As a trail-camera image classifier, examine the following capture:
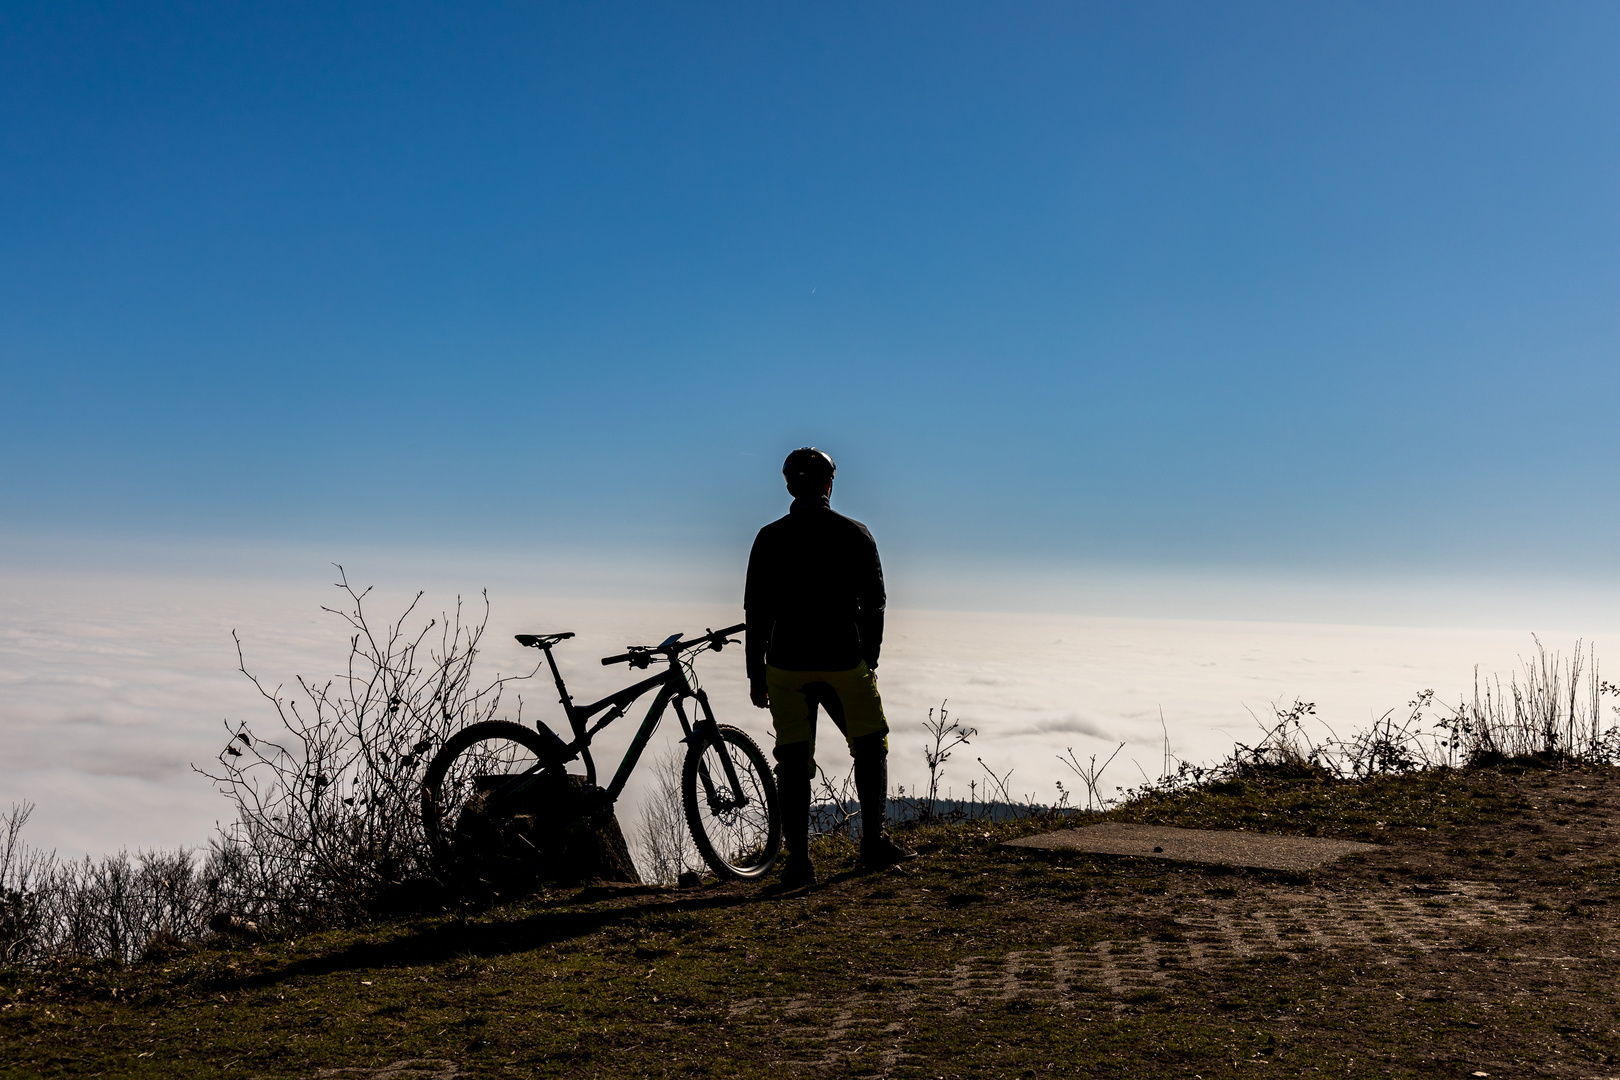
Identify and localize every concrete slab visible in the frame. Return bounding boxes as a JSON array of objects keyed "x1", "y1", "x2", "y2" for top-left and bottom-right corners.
[{"x1": 1003, "y1": 821, "x2": 1380, "y2": 871}]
